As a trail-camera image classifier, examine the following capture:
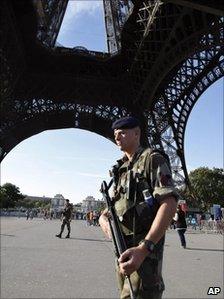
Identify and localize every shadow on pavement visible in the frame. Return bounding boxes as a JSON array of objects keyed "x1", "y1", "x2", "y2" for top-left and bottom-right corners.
[
  {"x1": 67, "y1": 237, "x2": 112, "y2": 243},
  {"x1": 0, "y1": 234, "x2": 15, "y2": 237},
  {"x1": 186, "y1": 247, "x2": 223, "y2": 252}
]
